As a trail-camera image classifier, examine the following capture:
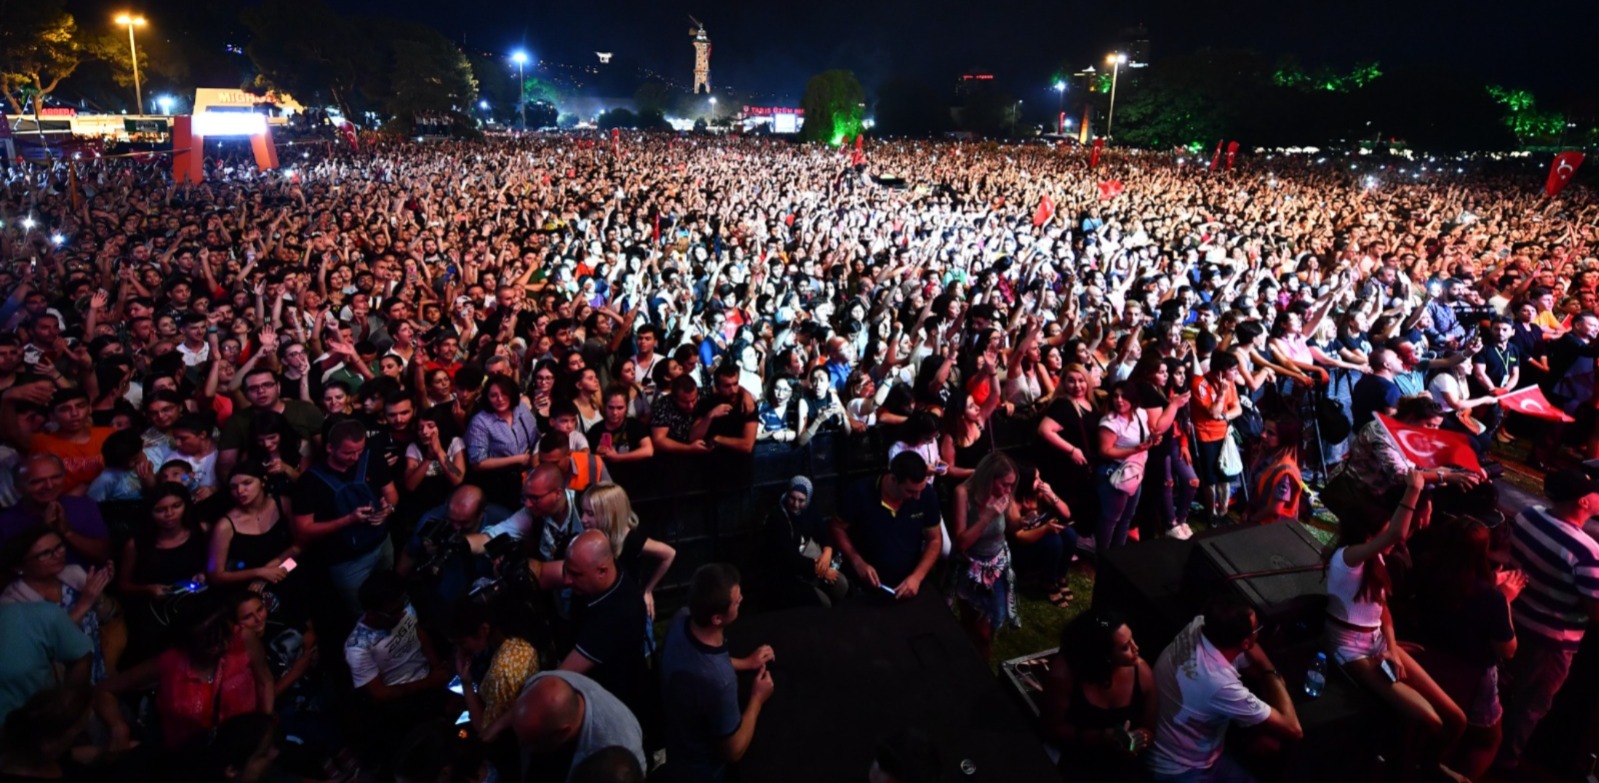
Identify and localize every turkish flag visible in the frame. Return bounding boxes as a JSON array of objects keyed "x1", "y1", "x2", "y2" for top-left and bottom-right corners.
[
  {"x1": 1032, "y1": 195, "x2": 1055, "y2": 227},
  {"x1": 855, "y1": 134, "x2": 864, "y2": 152},
  {"x1": 338, "y1": 121, "x2": 357, "y2": 147},
  {"x1": 612, "y1": 128, "x2": 620, "y2": 155},
  {"x1": 1225, "y1": 141, "x2": 1240, "y2": 171},
  {"x1": 1498, "y1": 386, "x2": 1576, "y2": 423},
  {"x1": 1545, "y1": 151, "x2": 1584, "y2": 197},
  {"x1": 652, "y1": 213, "x2": 661, "y2": 244},
  {"x1": 1089, "y1": 138, "x2": 1104, "y2": 169},
  {"x1": 1097, "y1": 180, "x2": 1124, "y2": 201},
  {"x1": 1377, "y1": 414, "x2": 1481, "y2": 472},
  {"x1": 1209, "y1": 140, "x2": 1223, "y2": 171}
]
